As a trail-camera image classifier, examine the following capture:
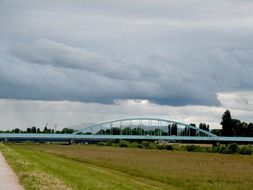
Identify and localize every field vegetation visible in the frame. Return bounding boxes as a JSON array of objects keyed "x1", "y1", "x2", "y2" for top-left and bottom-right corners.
[
  {"x1": 98, "y1": 140, "x2": 253, "y2": 155},
  {"x1": 1, "y1": 143, "x2": 253, "y2": 190}
]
